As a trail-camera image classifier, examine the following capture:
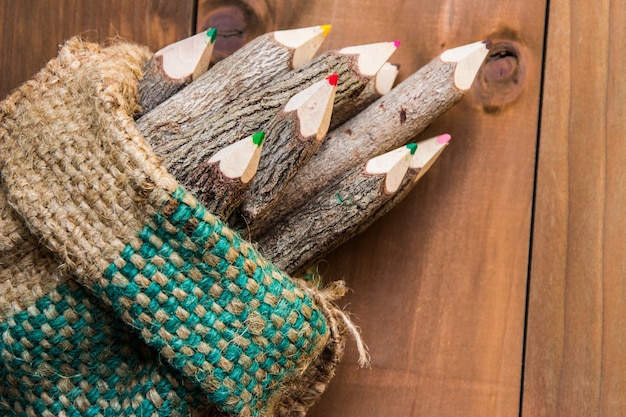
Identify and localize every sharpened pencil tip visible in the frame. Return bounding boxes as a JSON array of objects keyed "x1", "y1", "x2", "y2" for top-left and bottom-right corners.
[
  {"x1": 406, "y1": 143, "x2": 418, "y2": 155},
  {"x1": 339, "y1": 41, "x2": 400, "y2": 76},
  {"x1": 483, "y1": 39, "x2": 493, "y2": 50},
  {"x1": 252, "y1": 131, "x2": 265, "y2": 146},
  {"x1": 207, "y1": 28, "x2": 217, "y2": 43},
  {"x1": 326, "y1": 73, "x2": 339, "y2": 86},
  {"x1": 437, "y1": 134, "x2": 452, "y2": 144},
  {"x1": 321, "y1": 24, "x2": 332, "y2": 37},
  {"x1": 440, "y1": 41, "x2": 490, "y2": 90},
  {"x1": 394, "y1": 40, "x2": 401, "y2": 48}
]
